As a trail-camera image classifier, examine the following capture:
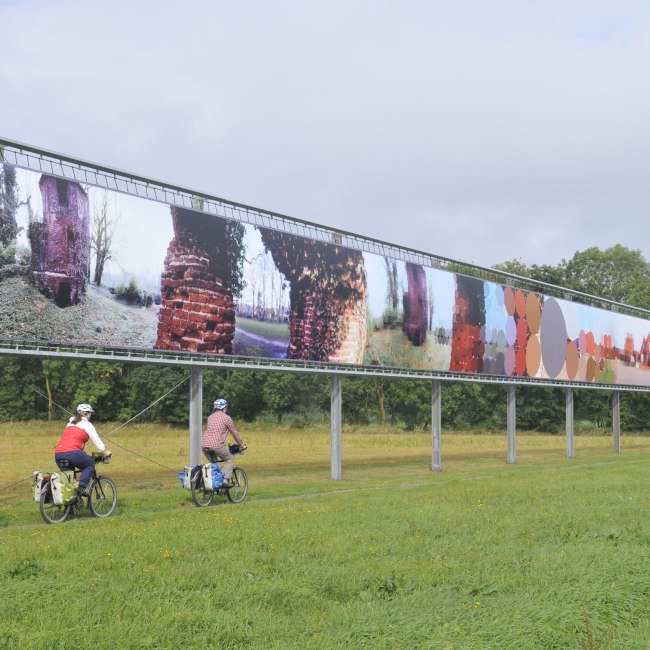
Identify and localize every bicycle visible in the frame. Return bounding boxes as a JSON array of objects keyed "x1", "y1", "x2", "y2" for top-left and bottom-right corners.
[
  {"x1": 39, "y1": 452, "x2": 117, "y2": 524},
  {"x1": 191, "y1": 444, "x2": 248, "y2": 507}
]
